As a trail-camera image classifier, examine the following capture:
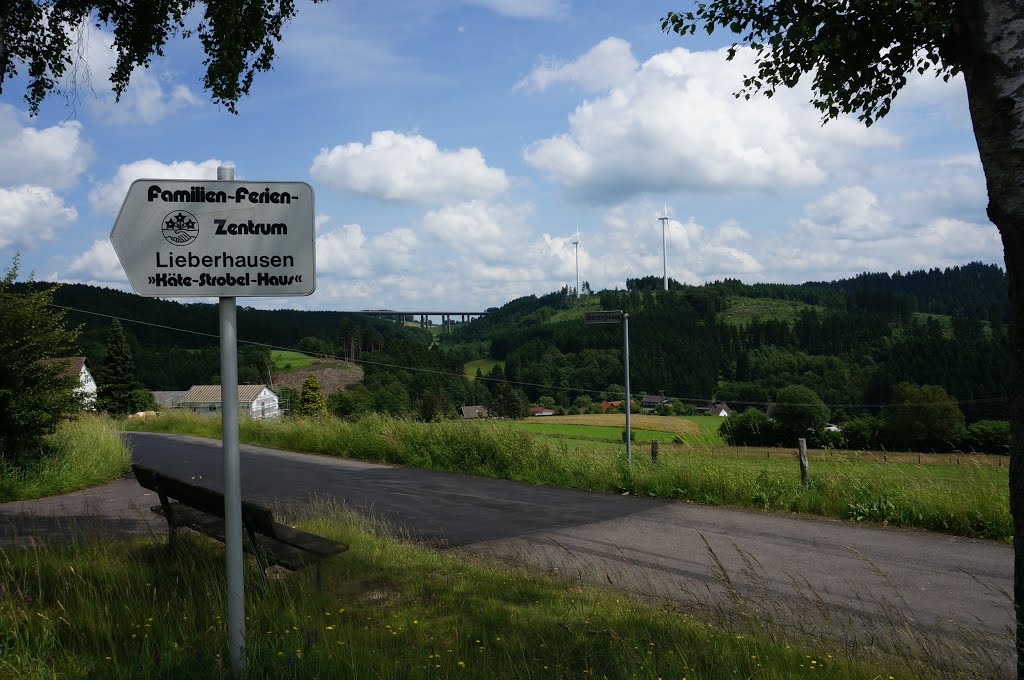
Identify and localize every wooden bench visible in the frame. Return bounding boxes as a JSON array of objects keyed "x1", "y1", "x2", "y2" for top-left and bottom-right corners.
[{"x1": 131, "y1": 464, "x2": 347, "y2": 573}]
